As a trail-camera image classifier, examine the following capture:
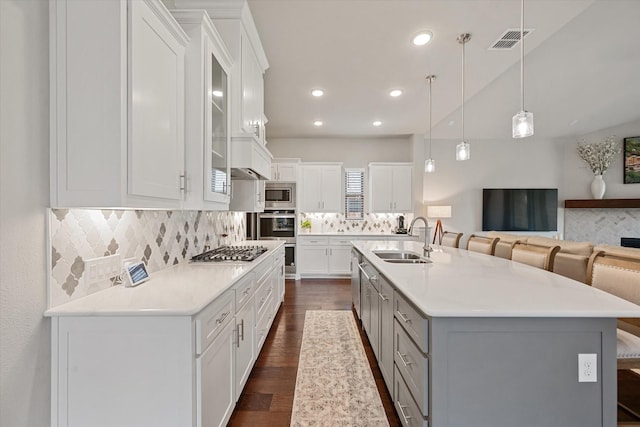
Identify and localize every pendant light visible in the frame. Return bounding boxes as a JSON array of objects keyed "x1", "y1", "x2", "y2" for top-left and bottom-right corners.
[
  {"x1": 424, "y1": 75, "x2": 436, "y2": 173},
  {"x1": 456, "y1": 33, "x2": 471, "y2": 161},
  {"x1": 512, "y1": 0, "x2": 534, "y2": 138}
]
